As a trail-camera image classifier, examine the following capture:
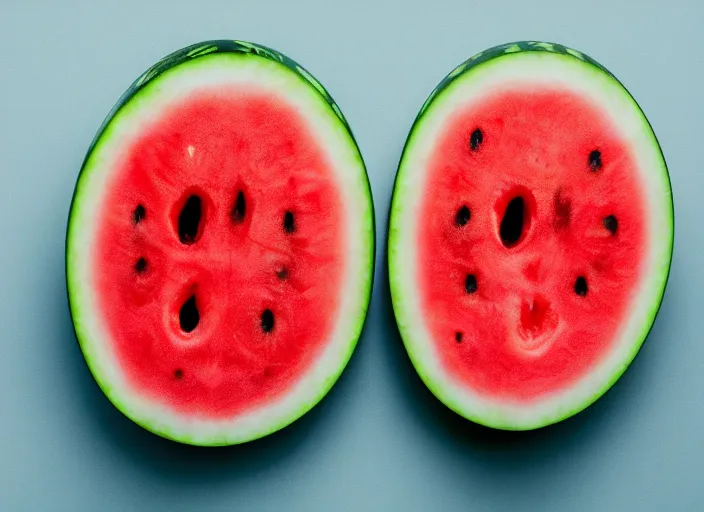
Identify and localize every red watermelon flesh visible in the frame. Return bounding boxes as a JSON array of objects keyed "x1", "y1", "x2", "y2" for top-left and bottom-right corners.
[
  {"x1": 95, "y1": 90, "x2": 344, "y2": 418},
  {"x1": 420, "y1": 88, "x2": 646, "y2": 401}
]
